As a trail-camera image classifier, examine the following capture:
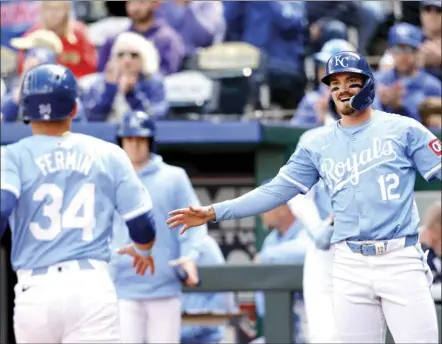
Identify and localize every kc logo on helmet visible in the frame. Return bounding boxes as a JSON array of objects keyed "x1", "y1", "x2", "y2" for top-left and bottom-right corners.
[
  {"x1": 429, "y1": 138, "x2": 442, "y2": 156},
  {"x1": 334, "y1": 55, "x2": 350, "y2": 68}
]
